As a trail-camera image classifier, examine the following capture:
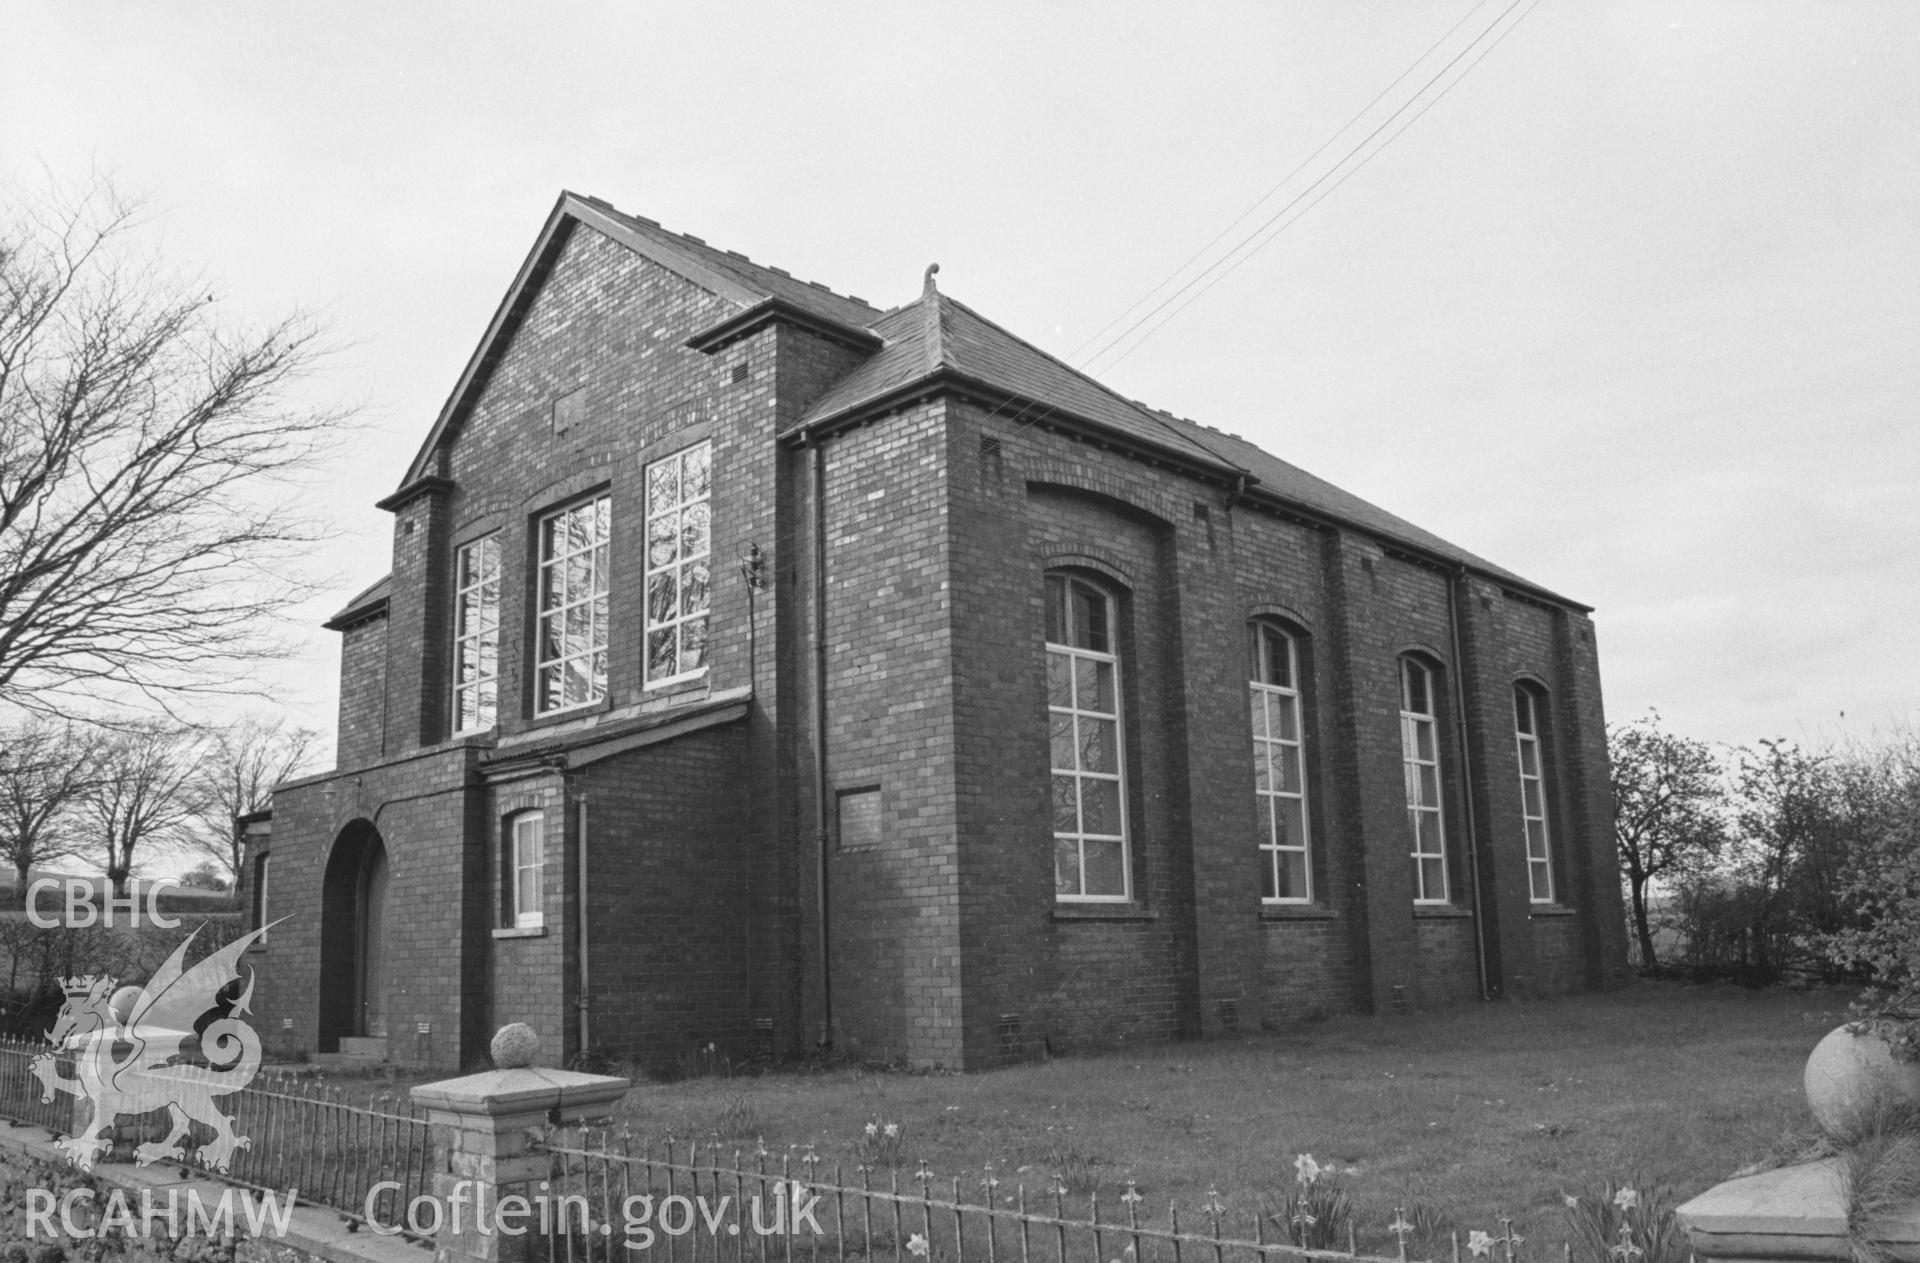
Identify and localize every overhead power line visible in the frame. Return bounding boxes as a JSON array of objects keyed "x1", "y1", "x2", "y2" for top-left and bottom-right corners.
[
  {"x1": 1064, "y1": 0, "x2": 1501, "y2": 366},
  {"x1": 1077, "y1": 0, "x2": 1550, "y2": 376}
]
